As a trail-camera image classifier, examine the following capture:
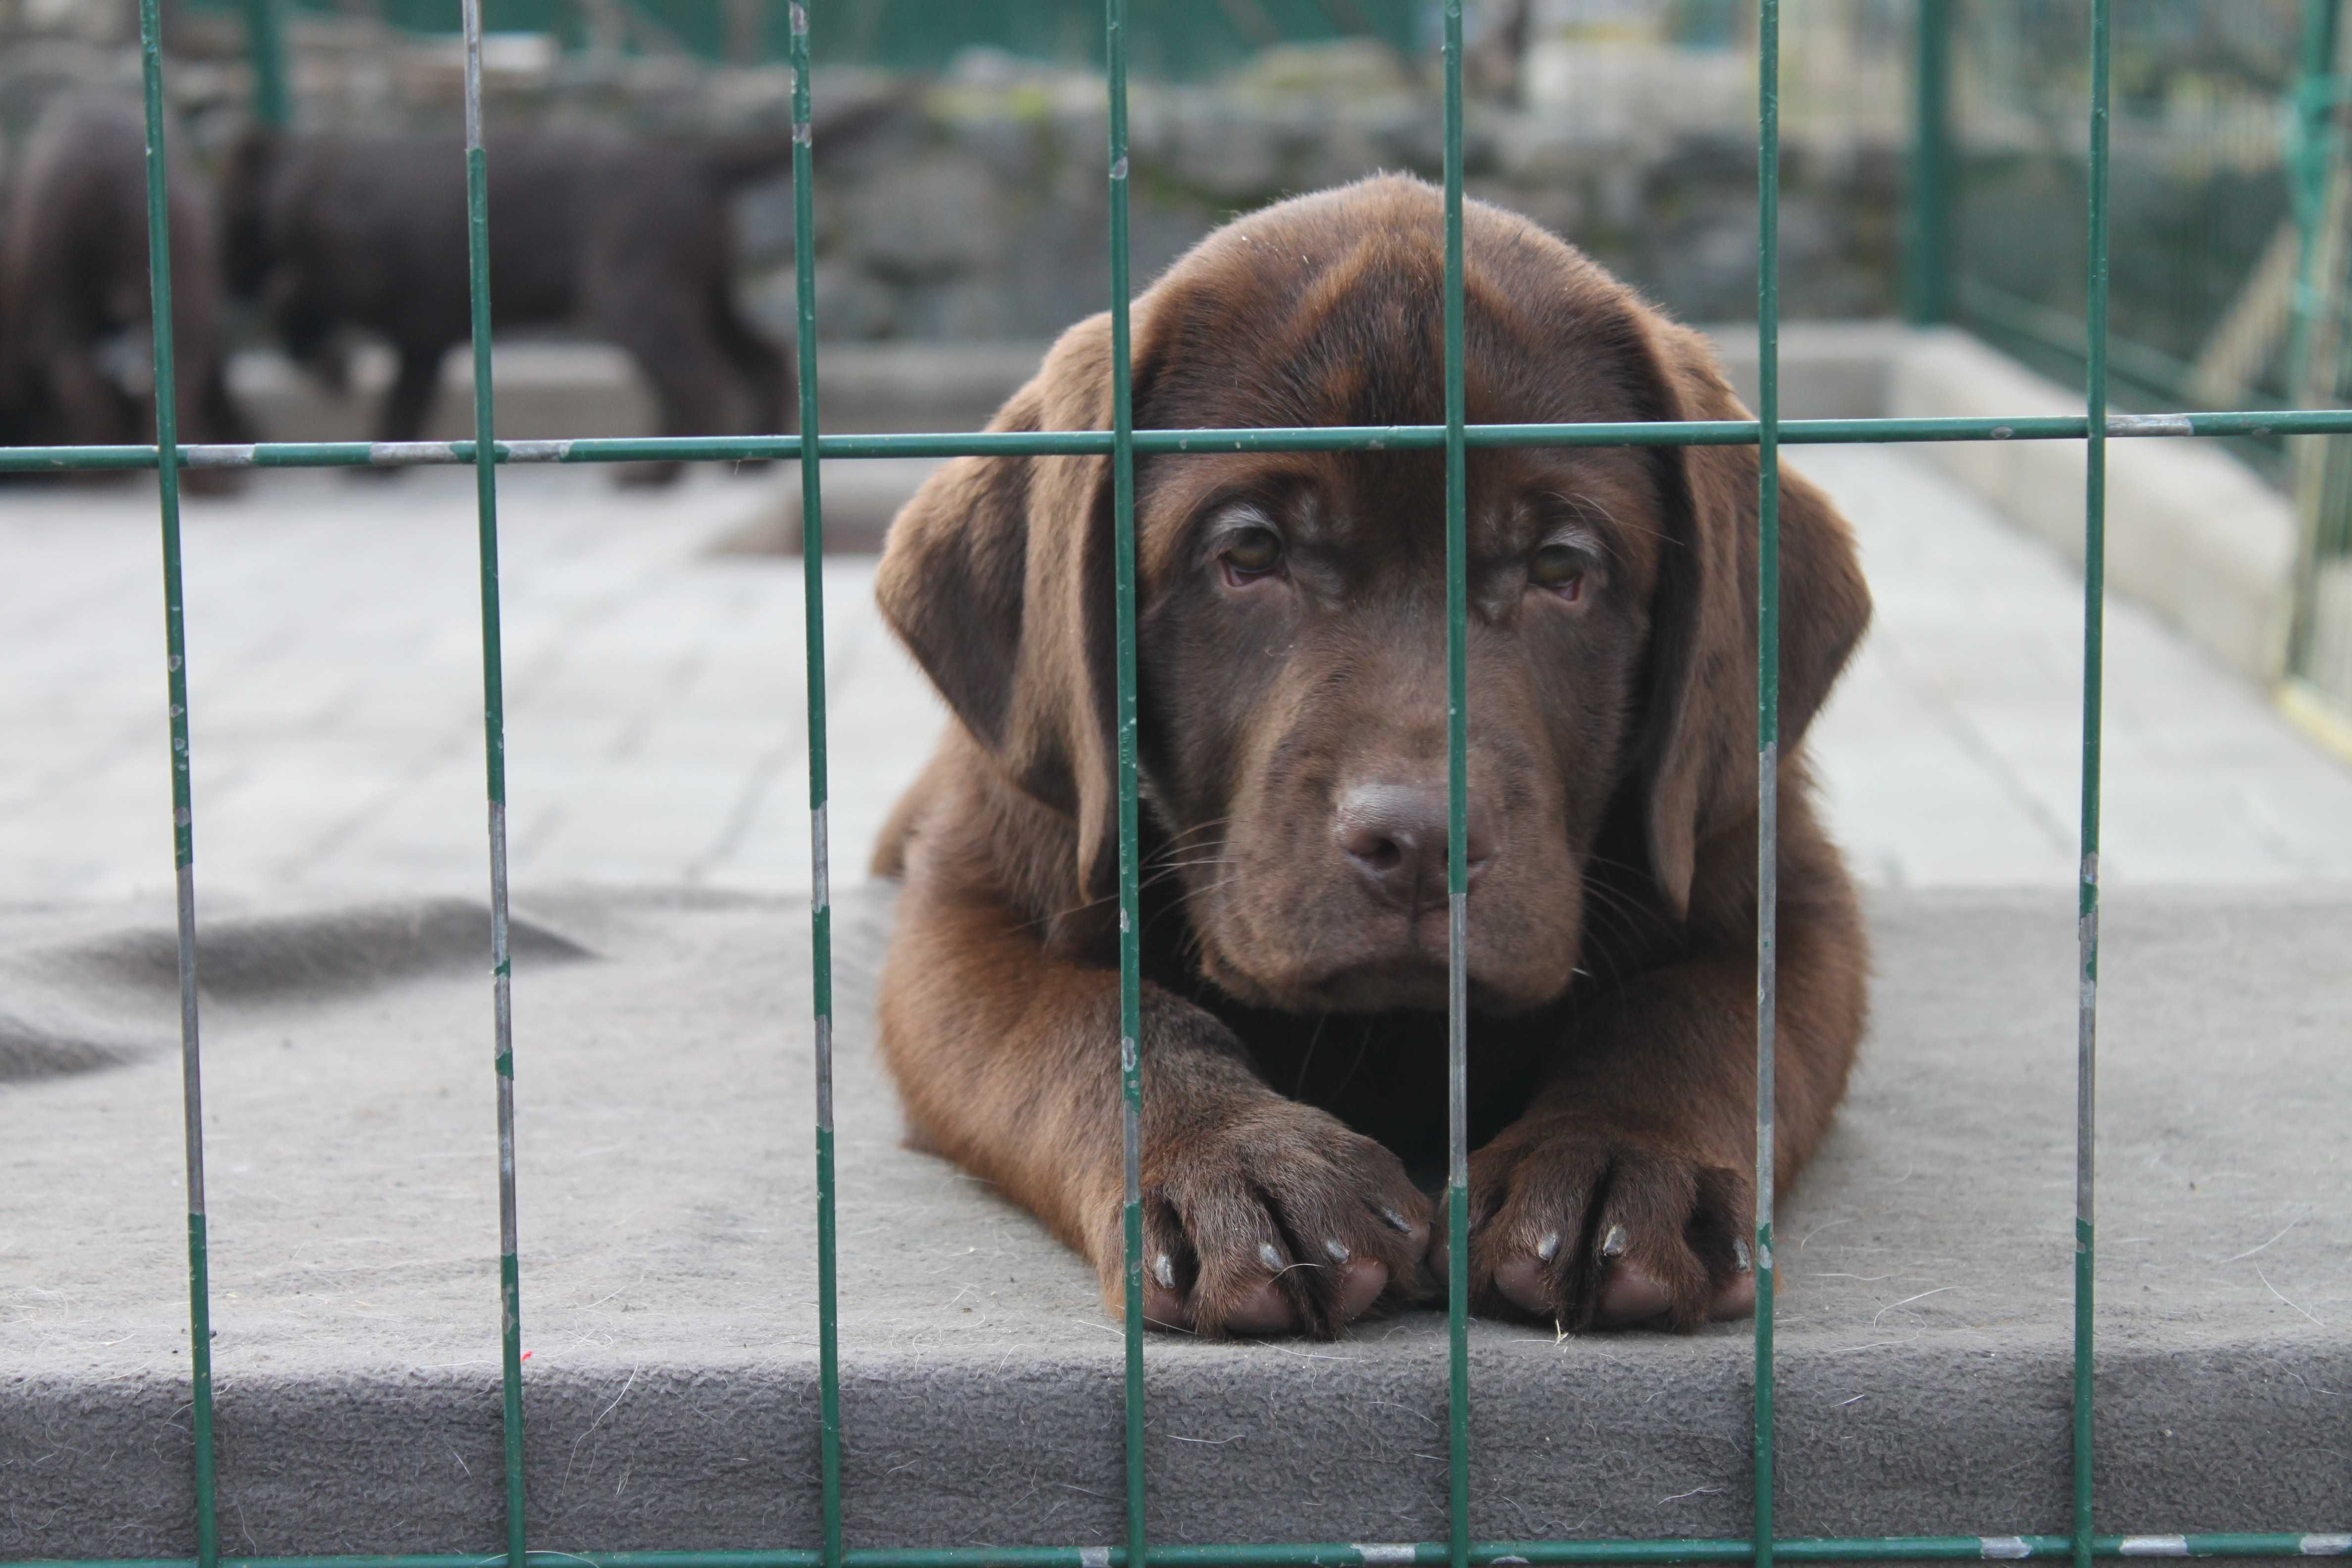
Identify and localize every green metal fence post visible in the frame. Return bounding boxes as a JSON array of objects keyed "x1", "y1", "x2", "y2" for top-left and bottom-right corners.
[
  {"x1": 1752, "y1": 6, "x2": 1782, "y2": 1568},
  {"x1": 1905, "y1": 0, "x2": 1953, "y2": 326},
  {"x1": 2287, "y1": 0, "x2": 2345, "y2": 397},
  {"x1": 137, "y1": 2, "x2": 221, "y2": 1563},
  {"x1": 1439, "y1": 3, "x2": 1472, "y2": 1567},
  {"x1": 241, "y1": 0, "x2": 292, "y2": 128},
  {"x1": 2073, "y1": 6, "x2": 2111, "y2": 1568},
  {"x1": 1105, "y1": 0, "x2": 1148, "y2": 1563},
  {"x1": 790, "y1": 1, "x2": 846, "y2": 1562},
  {"x1": 2285, "y1": 0, "x2": 2348, "y2": 687},
  {"x1": 455, "y1": 1, "x2": 528, "y2": 1561}
]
